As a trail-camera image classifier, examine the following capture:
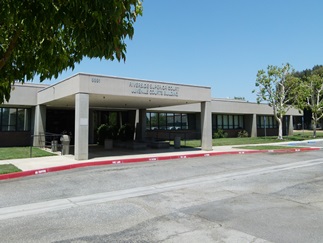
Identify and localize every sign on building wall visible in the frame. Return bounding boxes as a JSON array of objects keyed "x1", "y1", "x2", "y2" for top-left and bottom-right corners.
[{"x1": 129, "y1": 81, "x2": 179, "y2": 97}]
